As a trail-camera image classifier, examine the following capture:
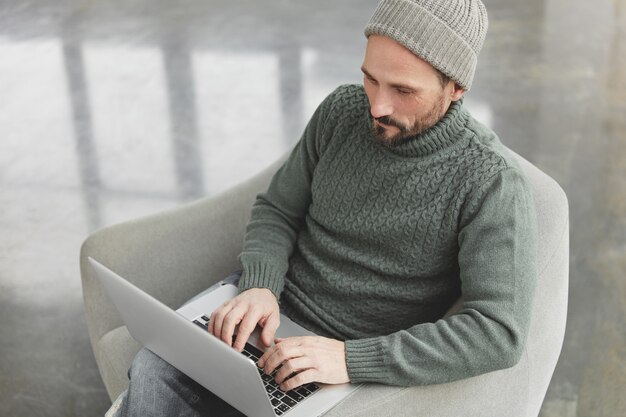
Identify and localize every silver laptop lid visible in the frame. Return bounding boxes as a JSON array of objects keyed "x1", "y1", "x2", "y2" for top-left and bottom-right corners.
[{"x1": 88, "y1": 257, "x2": 276, "y2": 417}]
